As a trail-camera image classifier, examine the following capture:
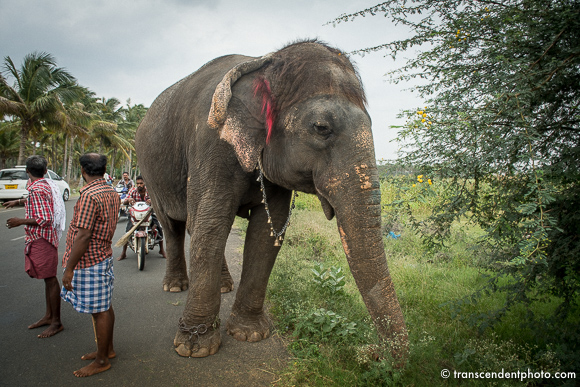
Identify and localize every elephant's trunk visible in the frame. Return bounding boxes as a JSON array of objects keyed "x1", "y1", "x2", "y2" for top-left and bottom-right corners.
[{"x1": 317, "y1": 163, "x2": 409, "y2": 363}]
